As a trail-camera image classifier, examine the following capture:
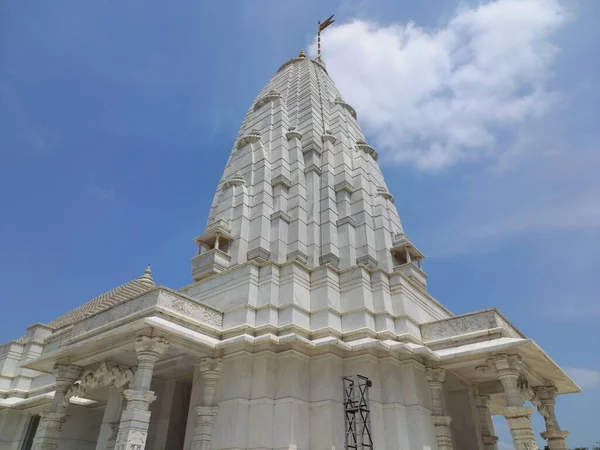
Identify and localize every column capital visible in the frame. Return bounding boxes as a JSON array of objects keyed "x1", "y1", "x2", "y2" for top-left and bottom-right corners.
[
  {"x1": 53, "y1": 364, "x2": 83, "y2": 387},
  {"x1": 425, "y1": 367, "x2": 446, "y2": 383},
  {"x1": 502, "y1": 406, "x2": 534, "y2": 419},
  {"x1": 38, "y1": 410, "x2": 68, "y2": 421},
  {"x1": 198, "y1": 357, "x2": 223, "y2": 375},
  {"x1": 534, "y1": 385, "x2": 558, "y2": 404},
  {"x1": 474, "y1": 394, "x2": 492, "y2": 409},
  {"x1": 541, "y1": 430, "x2": 569, "y2": 440},
  {"x1": 492, "y1": 354, "x2": 522, "y2": 372},
  {"x1": 122, "y1": 389, "x2": 157, "y2": 404},
  {"x1": 483, "y1": 435, "x2": 499, "y2": 446},
  {"x1": 135, "y1": 335, "x2": 169, "y2": 358},
  {"x1": 431, "y1": 415, "x2": 452, "y2": 427}
]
